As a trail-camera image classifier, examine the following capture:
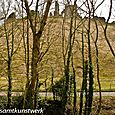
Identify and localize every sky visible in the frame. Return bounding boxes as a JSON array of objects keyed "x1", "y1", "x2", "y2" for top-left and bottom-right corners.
[
  {"x1": 0, "y1": 0, "x2": 115, "y2": 22},
  {"x1": 41, "y1": 0, "x2": 115, "y2": 22}
]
